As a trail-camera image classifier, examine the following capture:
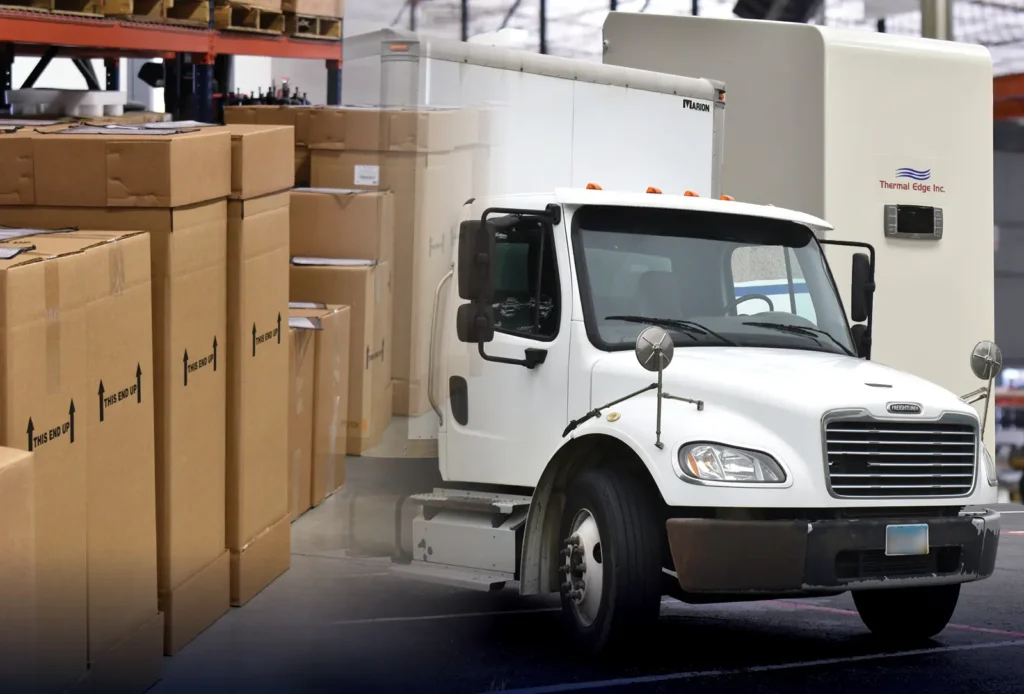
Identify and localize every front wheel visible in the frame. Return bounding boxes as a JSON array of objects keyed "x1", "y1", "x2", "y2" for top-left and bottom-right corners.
[
  {"x1": 558, "y1": 465, "x2": 662, "y2": 654},
  {"x1": 852, "y1": 583, "x2": 961, "y2": 641}
]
